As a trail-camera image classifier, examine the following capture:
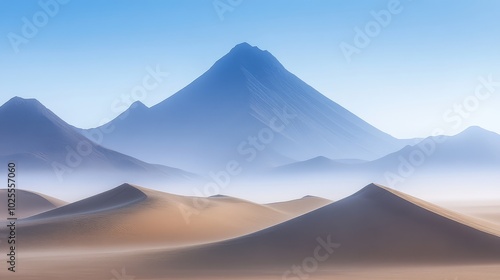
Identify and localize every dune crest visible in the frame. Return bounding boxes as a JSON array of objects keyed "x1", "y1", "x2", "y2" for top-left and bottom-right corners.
[
  {"x1": 375, "y1": 184, "x2": 500, "y2": 236},
  {"x1": 12, "y1": 183, "x2": 316, "y2": 249},
  {"x1": 160, "y1": 183, "x2": 500, "y2": 269},
  {"x1": 28, "y1": 183, "x2": 147, "y2": 220}
]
